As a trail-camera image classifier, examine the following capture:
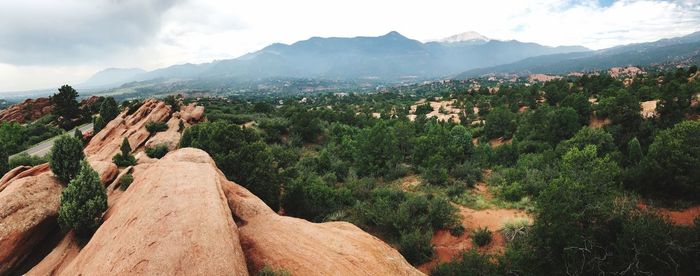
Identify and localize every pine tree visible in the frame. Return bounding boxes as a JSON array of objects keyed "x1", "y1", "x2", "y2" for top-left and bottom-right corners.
[
  {"x1": 58, "y1": 161, "x2": 107, "y2": 236},
  {"x1": 627, "y1": 137, "x2": 642, "y2": 165},
  {"x1": 50, "y1": 135, "x2": 85, "y2": 183}
]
